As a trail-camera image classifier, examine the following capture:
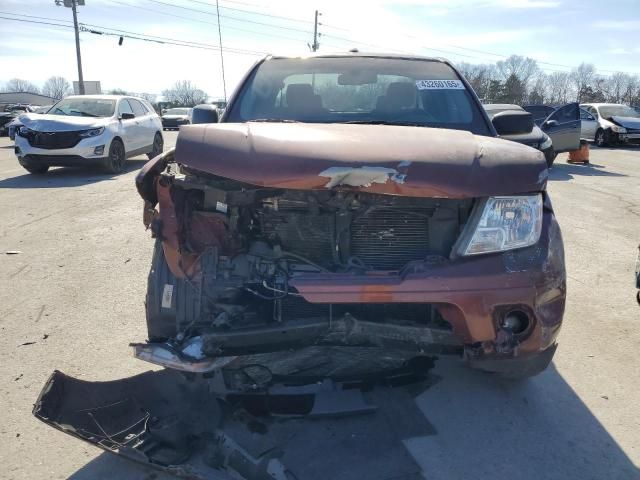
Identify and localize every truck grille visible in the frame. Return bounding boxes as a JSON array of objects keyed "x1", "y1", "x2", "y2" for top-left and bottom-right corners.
[
  {"x1": 28, "y1": 131, "x2": 82, "y2": 150},
  {"x1": 351, "y1": 208, "x2": 431, "y2": 270}
]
